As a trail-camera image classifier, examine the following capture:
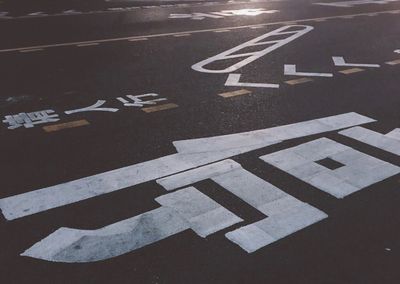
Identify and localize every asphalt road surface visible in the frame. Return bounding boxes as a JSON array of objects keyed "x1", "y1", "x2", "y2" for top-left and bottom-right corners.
[{"x1": 1, "y1": 0, "x2": 400, "y2": 283}]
